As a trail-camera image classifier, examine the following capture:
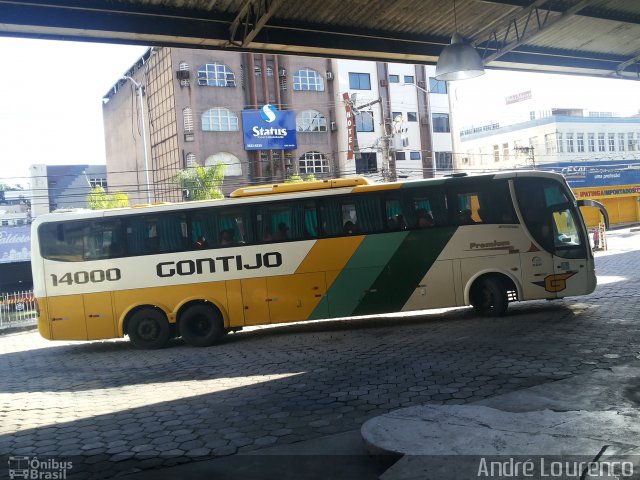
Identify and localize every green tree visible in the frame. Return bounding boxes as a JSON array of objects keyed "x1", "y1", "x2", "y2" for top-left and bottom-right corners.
[
  {"x1": 87, "y1": 186, "x2": 129, "y2": 209},
  {"x1": 284, "y1": 173, "x2": 317, "y2": 183},
  {"x1": 174, "y1": 164, "x2": 225, "y2": 201}
]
